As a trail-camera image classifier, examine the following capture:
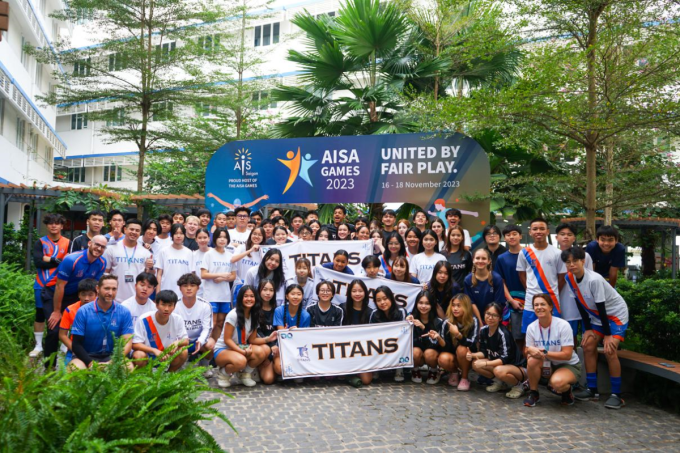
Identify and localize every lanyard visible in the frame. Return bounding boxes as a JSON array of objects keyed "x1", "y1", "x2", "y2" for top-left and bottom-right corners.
[
  {"x1": 123, "y1": 244, "x2": 137, "y2": 268},
  {"x1": 539, "y1": 324, "x2": 551, "y2": 352},
  {"x1": 94, "y1": 299, "x2": 116, "y2": 350},
  {"x1": 237, "y1": 325, "x2": 247, "y2": 345}
]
